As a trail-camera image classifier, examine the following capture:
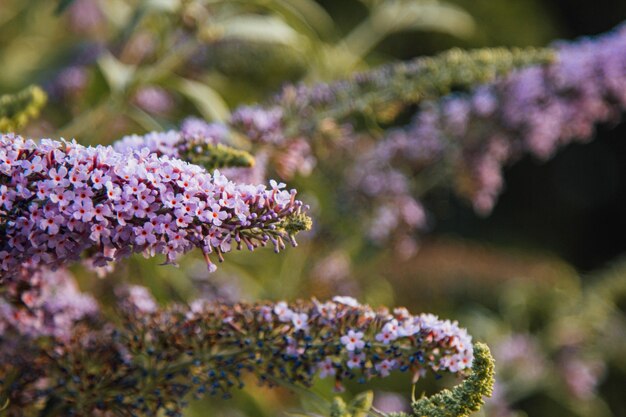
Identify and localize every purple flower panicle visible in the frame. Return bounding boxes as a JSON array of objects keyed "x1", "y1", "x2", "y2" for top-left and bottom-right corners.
[
  {"x1": 351, "y1": 23, "x2": 626, "y2": 242},
  {"x1": 1, "y1": 292, "x2": 474, "y2": 415},
  {"x1": 0, "y1": 133, "x2": 310, "y2": 278}
]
